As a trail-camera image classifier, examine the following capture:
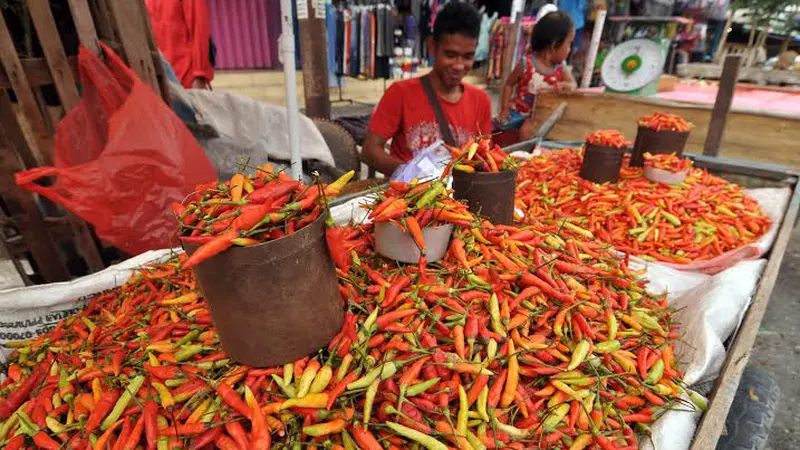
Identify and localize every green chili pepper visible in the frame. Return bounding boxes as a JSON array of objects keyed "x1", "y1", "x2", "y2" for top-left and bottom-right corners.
[
  {"x1": 488, "y1": 294, "x2": 506, "y2": 338},
  {"x1": 406, "y1": 377, "x2": 440, "y2": 397},
  {"x1": 542, "y1": 403, "x2": 571, "y2": 432},
  {"x1": 385, "y1": 422, "x2": 448, "y2": 450},
  {"x1": 173, "y1": 329, "x2": 200, "y2": 348},
  {"x1": 101, "y1": 375, "x2": 145, "y2": 430},
  {"x1": 567, "y1": 340, "x2": 590, "y2": 371},
  {"x1": 415, "y1": 182, "x2": 444, "y2": 208},
  {"x1": 594, "y1": 340, "x2": 621, "y2": 354},
  {"x1": 363, "y1": 378, "x2": 380, "y2": 425},
  {"x1": 645, "y1": 359, "x2": 665, "y2": 384},
  {"x1": 174, "y1": 345, "x2": 204, "y2": 362}
]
